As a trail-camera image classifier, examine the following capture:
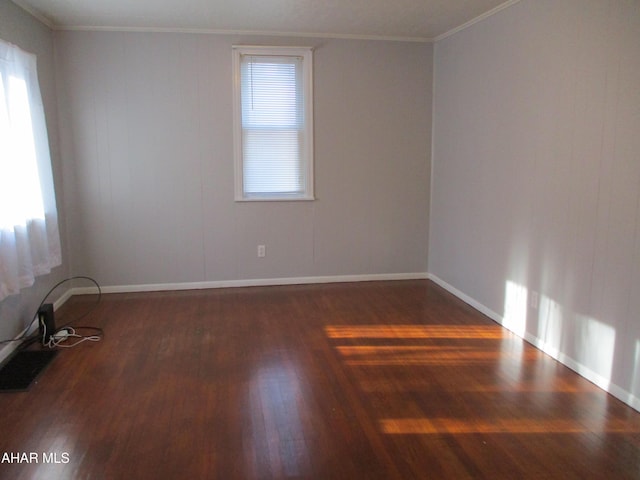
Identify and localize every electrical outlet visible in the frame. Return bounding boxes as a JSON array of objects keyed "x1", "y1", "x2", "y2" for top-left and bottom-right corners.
[{"x1": 257, "y1": 245, "x2": 266, "y2": 258}]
